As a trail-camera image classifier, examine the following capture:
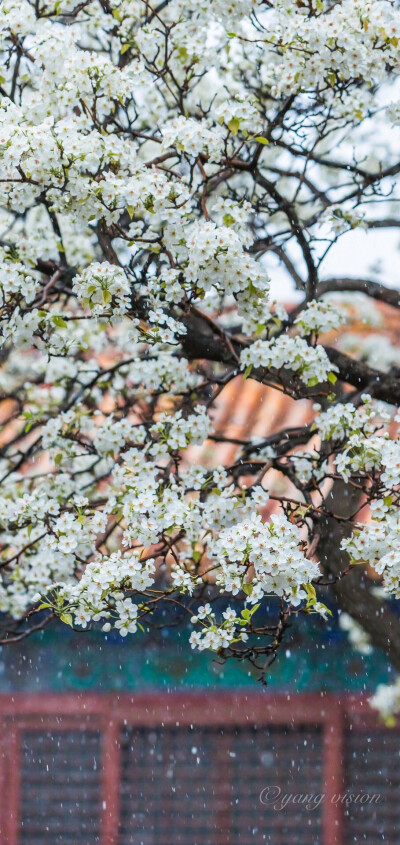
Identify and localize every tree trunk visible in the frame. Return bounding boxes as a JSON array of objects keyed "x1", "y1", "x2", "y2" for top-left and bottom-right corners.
[{"x1": 318, "y1": 481, "x2": 400, "y2": 673}]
